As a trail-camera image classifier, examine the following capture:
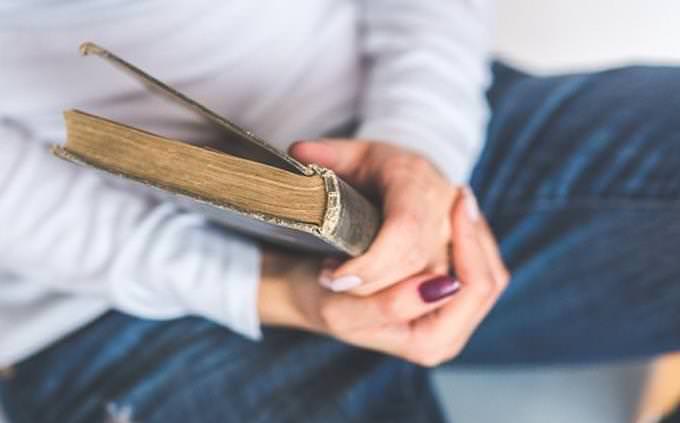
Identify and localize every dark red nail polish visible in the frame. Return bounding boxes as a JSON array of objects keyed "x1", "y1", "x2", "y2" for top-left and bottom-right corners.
[{"x1": 419, "y1": 276, "x2": 461, "y2": 303}]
